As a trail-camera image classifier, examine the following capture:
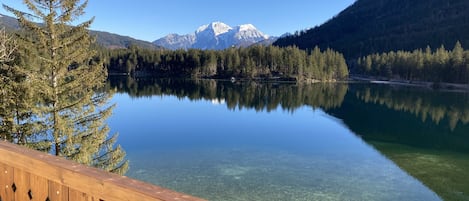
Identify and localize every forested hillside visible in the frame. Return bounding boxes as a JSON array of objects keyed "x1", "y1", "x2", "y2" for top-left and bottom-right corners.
[
  {"x1": 356, "y1": 42, "x2": 469, "y2": 84},
  {"x1": 92, "y1": 30, "x2": 160, "y2": 49},
  {"x1": 0, "y1": 14, "x2": 159, "y2": 49},
  {"x1": 274, "y1": 0, "x2": 469, "y2": 59}
]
